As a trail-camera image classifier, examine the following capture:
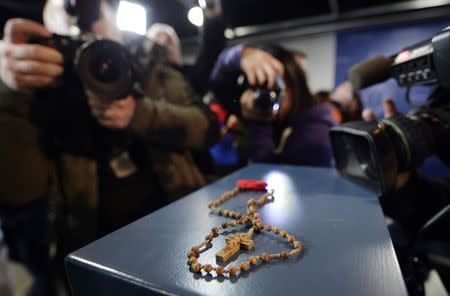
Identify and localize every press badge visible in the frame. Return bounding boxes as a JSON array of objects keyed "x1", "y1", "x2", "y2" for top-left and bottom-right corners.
[{"x1": 109, "y1": 151, "x2": 137, "y2": 178}]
